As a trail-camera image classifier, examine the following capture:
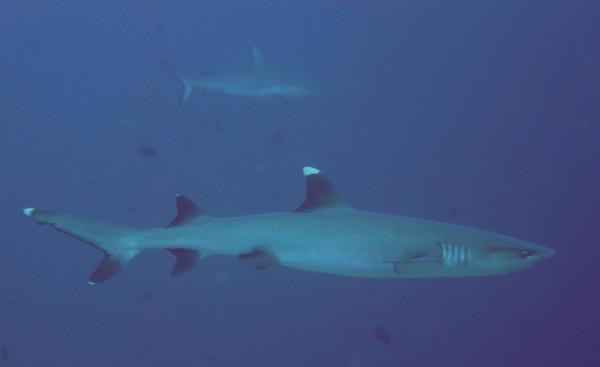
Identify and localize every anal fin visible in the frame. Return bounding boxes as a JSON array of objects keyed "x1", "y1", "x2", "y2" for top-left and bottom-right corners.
[
  {"x1": 168, "y1": 248, "x2": 200, "y2": 277},
  {"x1": 90, "y1": 249, "x2": 139, "y2": 285}
]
